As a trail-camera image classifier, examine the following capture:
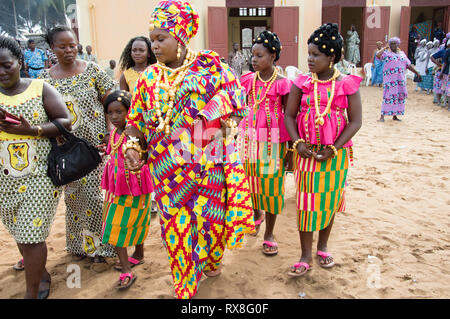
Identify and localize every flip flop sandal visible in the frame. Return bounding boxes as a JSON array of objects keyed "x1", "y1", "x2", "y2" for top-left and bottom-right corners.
[
  {"x1": 288, "y1": 262, "x2": 311, "y2": 277},
  {"x1": 117, "y1": 273, "x2": 137, "y2": 290},
  {"x1": 317, "y1": 250, "x2": 335, "y2": 268},
  {"x1": 262, "y1": 240, "x2": 278, "y2": 256},
  {"x1": 37, "y1": 279, "x2": 51, "y2": 299},
  {"x1": 250, "y1": 214, "x2": 265, "y2": 237},
  {"x1": 13, "y1": 258, "x2": 25, "y2": 271},
  {"x1": 114, "y1": 256, "x2": 144, "y2": 271},
  {"x1": 204, "y1": 268, "x2": 222, "y2": 277}
]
